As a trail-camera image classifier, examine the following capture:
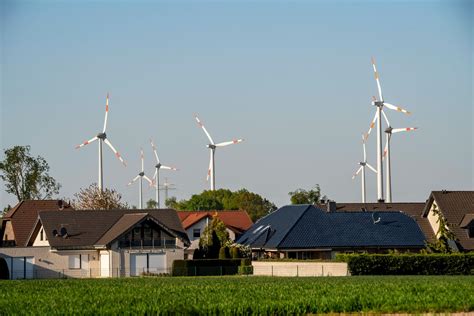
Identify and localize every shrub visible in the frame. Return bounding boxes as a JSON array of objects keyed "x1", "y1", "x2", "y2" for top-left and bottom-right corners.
[
  {"x1": 238, "y1": 265, "x2": 253, "y2": 275},
  {"x1": 219, "y1": 246, "x2": 229, "y2": 259},
  {"x1": 230, "y1": 246, "x2": 240, "y2": 259},
  {"x1": 339, "y1": 253, "x2": 474, "y2": 275}
]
